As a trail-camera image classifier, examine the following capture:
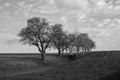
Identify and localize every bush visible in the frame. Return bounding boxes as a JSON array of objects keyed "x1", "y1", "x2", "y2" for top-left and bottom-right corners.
[{"x1": 68, "y1": 54, "x2": 77, "y2": 61}]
